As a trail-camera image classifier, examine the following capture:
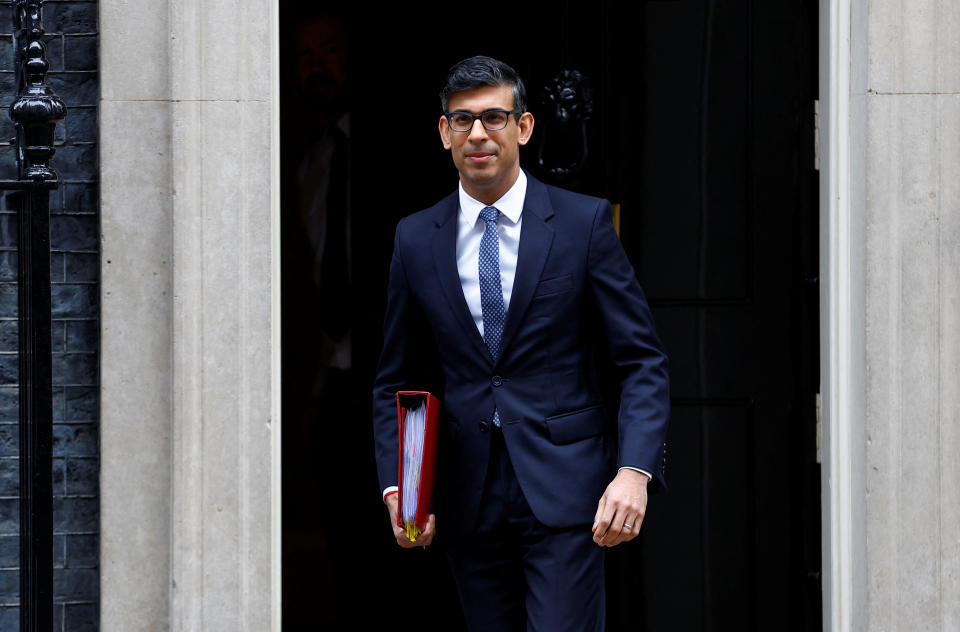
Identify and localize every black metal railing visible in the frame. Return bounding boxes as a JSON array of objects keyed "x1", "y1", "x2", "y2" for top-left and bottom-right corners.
[{"x1": 1, "y1": 1, "x2": 66, "y2": 629}]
